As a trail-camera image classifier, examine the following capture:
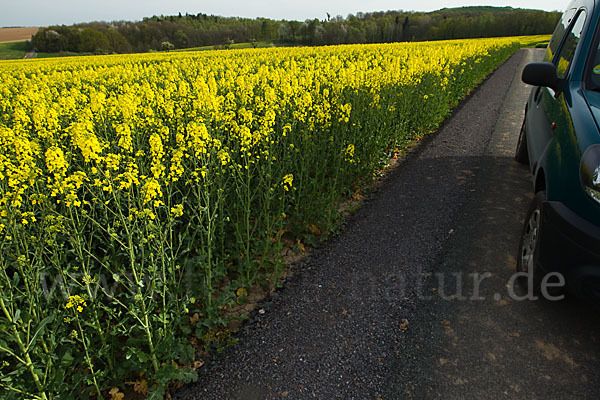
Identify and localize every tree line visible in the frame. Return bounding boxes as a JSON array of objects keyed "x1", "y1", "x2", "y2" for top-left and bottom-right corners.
[{"x1": 30, "y1": 7, "x2": 561, "y2": 54}]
